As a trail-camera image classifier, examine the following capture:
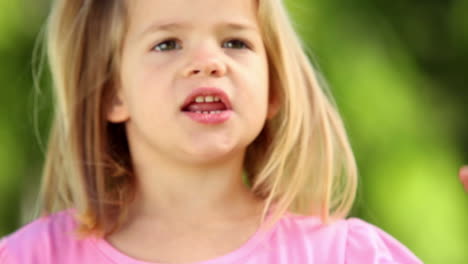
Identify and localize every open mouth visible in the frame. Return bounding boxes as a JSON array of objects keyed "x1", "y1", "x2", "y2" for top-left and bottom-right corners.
[
  {"x1": 181, "y1": 88, "x2": 232, "y2": 114},
  {"x1": 182, "y1": 95, "x2": 227, "y2": 114},
  {"x1": 180, "y1": 88, "x2": 233, "y2": 124}
]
